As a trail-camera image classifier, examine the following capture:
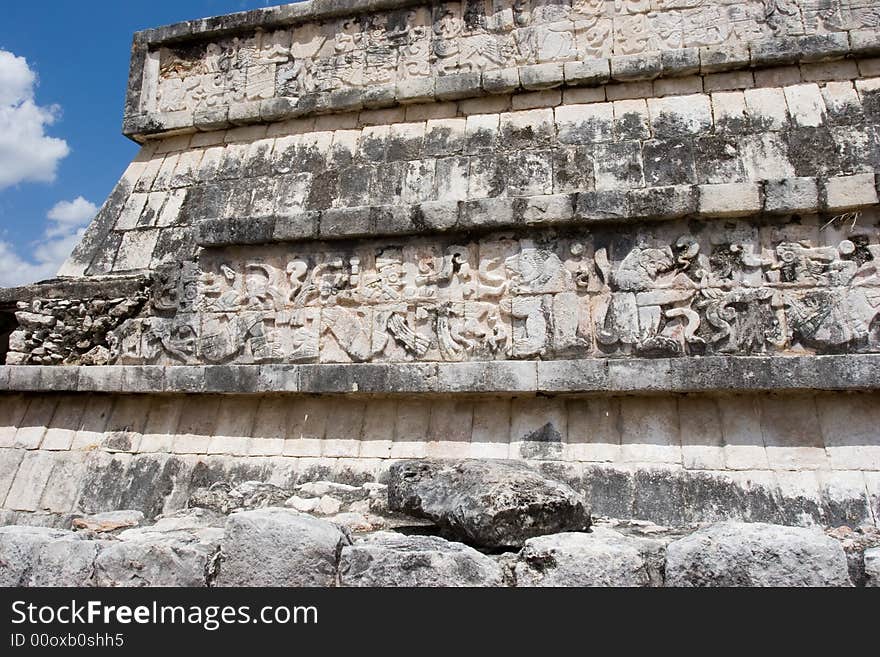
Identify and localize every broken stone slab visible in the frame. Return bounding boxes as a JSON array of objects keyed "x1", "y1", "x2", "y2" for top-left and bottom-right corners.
[
  {"x1": 93, "y1": 510, "x2": 224, "y2": 587},
  {"x1": 388, "y1": 459, "x2": 591, "y2": 549},
  {"x1": 72, "y1": 510, "x2": 145, "y2": 534},
  {"x1": 28, "y1": 537, "x2": 104, "y2": 587},
  {"x1": 296, "y1": 481, "x2": 369, "y2": 503},
  {"x1": 188, "y1": 481, "x2": 290, "y2": 514},
  {"x1": 339, "y1": 531, "x2": 504, "y2": 587},
  {"x1": 0, "y1": 526, "x2": 99, "y2": 587},
  {"x1": 514, "y1": 528, "x2": 666, "y2": 587},
  {"x1": 214, "y1": 508, "x2": 351, "y2": 587},
  {"x1": 665, "y1": 522, "x2": 852, "y2": 587}
]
